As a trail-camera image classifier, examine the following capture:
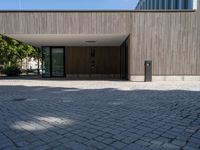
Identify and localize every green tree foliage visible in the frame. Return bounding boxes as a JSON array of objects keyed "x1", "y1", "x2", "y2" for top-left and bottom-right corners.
[
  {"x1": 29, "y1": 47, "x2": 42, "y2": 75},
  {"x1": 0, "y1": 35, "x2": 9, "y2": 64},
  {"x1": 0, "y1": 34, "x2": 41, "y2": 70}
]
